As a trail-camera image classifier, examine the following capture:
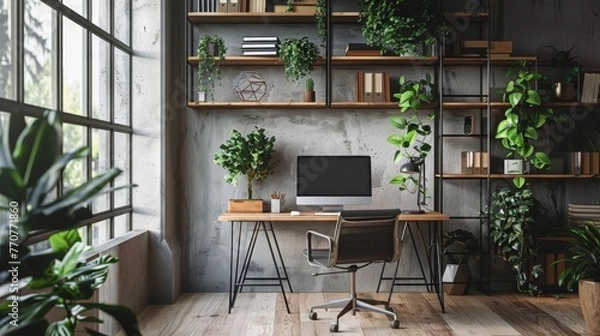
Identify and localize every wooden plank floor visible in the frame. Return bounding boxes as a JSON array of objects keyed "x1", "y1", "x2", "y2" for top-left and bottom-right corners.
[{"x1": 120, "y1": 292, "x2": 587, "y2": 336}]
